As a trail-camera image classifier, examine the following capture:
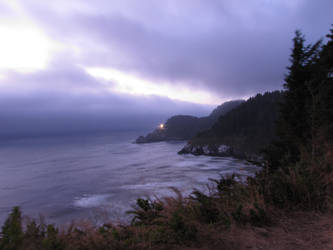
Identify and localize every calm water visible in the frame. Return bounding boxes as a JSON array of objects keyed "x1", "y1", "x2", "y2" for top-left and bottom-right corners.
[{"x1": 0, "y1": 132, "x2": 260, "y2": 225}]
